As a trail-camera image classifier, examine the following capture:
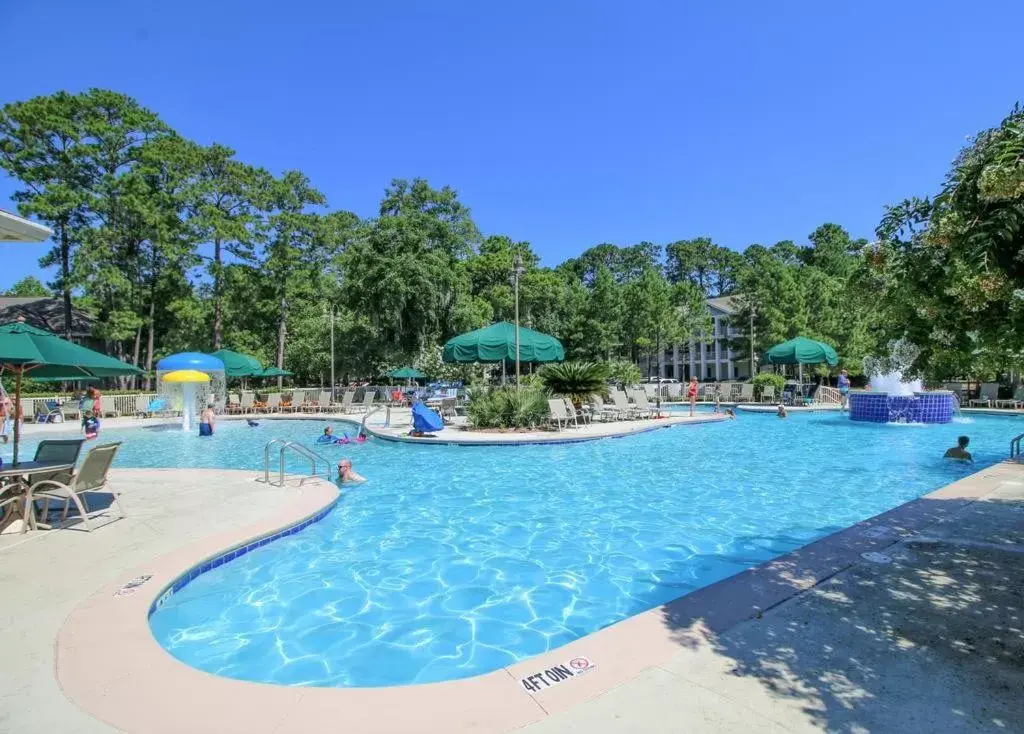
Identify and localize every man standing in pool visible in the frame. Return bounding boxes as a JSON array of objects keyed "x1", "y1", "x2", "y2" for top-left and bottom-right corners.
[
  {"x1": 337, "y1": 459, "x2": 367, "y2": 483},
  {"x1": 688, "y1": 376, "x2": 698, "y2": 417},
  {"x1": 943, "y1": 435, "x2": 972, "y2": 462},
  {"x1": 838, "y1": 368, "x2": 851, "y2": 408},
  {"x1": 199, "y1": 403, "x2": 215, "y2": 436}
]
